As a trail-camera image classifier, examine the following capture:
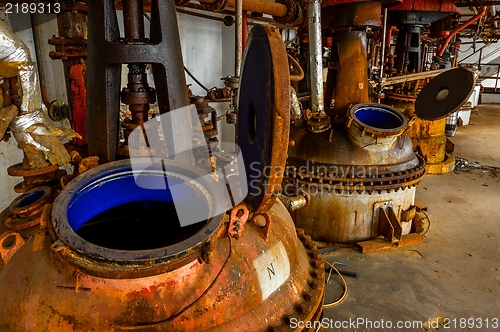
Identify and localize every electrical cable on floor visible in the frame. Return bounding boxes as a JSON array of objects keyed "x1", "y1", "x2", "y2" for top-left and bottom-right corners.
[
  {"x1": 322, "y1": 259, "x2": 348, "y2": 307},
  {"x1": 184, "y1": 65, "x2": 210, "y2": 92},
  {"x1": 114, "y1": 236, "x2": 233, "y2": 330}
]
